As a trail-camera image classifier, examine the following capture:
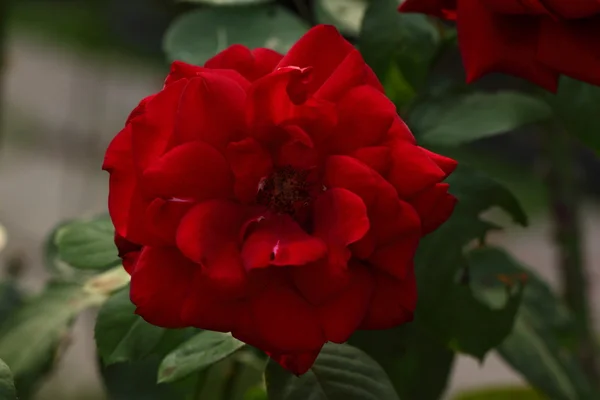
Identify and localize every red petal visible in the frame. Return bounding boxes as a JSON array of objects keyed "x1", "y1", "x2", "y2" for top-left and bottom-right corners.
[
  {"x1": 411, "y1": 183, "x2": 457, "y2": 235},
  {"x1": 130, "y1": 247, "x2": 196, "y2": 328},
  {"x1": 204, "y1": 44, "x2": 283, "y2": 82},
  {"x1": 248, "y1": 282, "x2": 325, "y2": 352},
  {"x1": 455, "y1": 0, "x2": 558, "y2": 91},
  {"x1": 291, "y1": 257, "x2": 350, "y2": 305},
  {"x1": 142, "y1": 141, "x2": 233, "y2": 201},
  {"x1": 273, "y1": 125, "x2": 318, "y2": 170},
  {"x1": 277, "y1": 25, "x2": 355, "y2": 94},
  {"x1": 419, "y1": 147, "x2": 457, "y2": 177},
  {"x1": 542, "y1": 0, "x2": 600, "y2": 18},
  {"x1": 181, "y1": 271, "x2": 246, "y2": 332},
  {"x1": 368, "y1": 235, "x2": 420, "y2": 280},
  {"x1": 164, "y1": 61, "x2": 203, "y2": 86},
  {"x1": 173, "y1": 74, "x2": 246, "y2": 150},
  {"x1": 268, "y1": 351, "x2": 320, "y2": 376},
  {"x1": 360, "y1": 269, "x2": 417, "y2": 330},
  {"x1": 316, "y1": 263, "x2": 374, "y2": 343},
  {"x1": 370, "y1": 199, "x2": 421, "y2": 246},
  {"x1": 242, "y1": 215, "x2": 327, "y2": 270},
  {"x1": 386, "y1": 118, "x2": 417, "y2": 144},
  {"x1": 177, "y1": 200, "x2": 248, "y2": 295},
  {"x1": 386, "y1": 140, "x2": 447, "y2": 199},
  {"x1": 537, "y1": 18, "x2": 600, "y2": 87},
  {"x1": 131, "y1": 79, "x2": 187, "y2": 173},
  {"x1": 227, "y1": 138, "x2": 273, "y2": 203},
  {"x1": 103, "y1": 125, "x2": 136, "y2": 238},
  {"x1": 315, "y1": 49, "x2": 384, "y2": 101},
  {"x1": 325, "y1": 85, "x2": 396, "y2": 154},
  {"x1": 350, "y1": 146, "x2": 392, "y2": 175},
  {"x1": 145, "y1": 198, "x2": 194, "y2": 245},
  {"x1": 313, "y1": 188, "x2": 369, "y2": 266}
]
